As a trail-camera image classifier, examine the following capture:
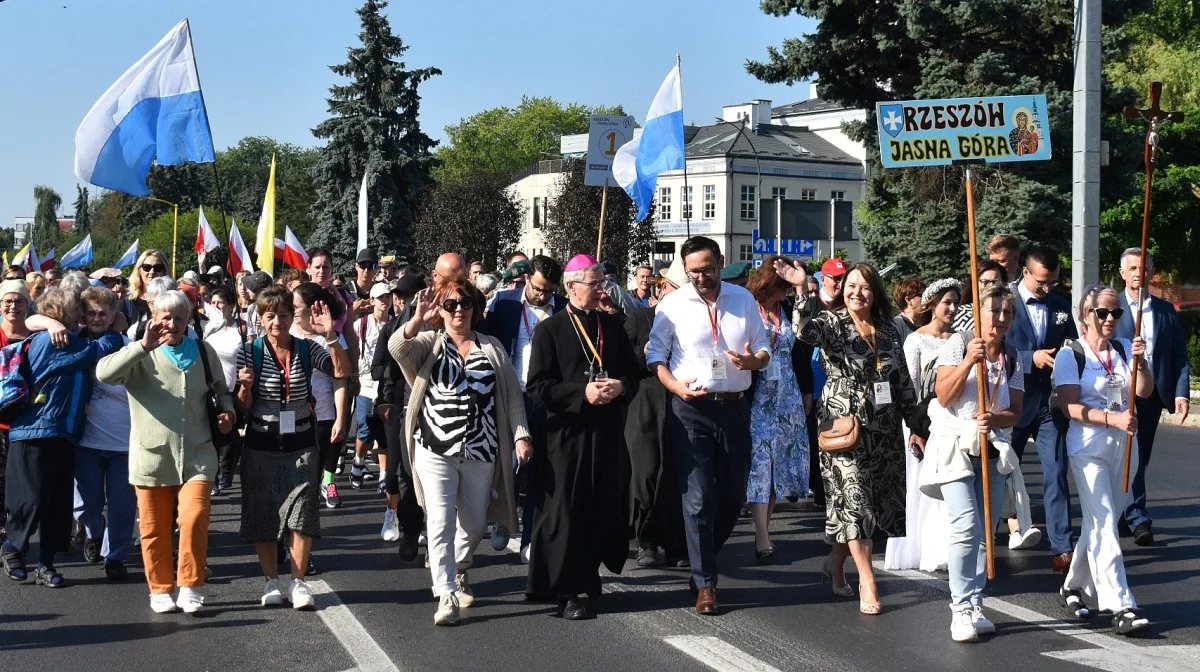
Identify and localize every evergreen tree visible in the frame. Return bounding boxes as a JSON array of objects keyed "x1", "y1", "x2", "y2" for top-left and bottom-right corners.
[
  {"x1": 543, "y1": 160, "x2": 655, "y2": 269},
  {"x1": 73, "y1": 185, "x2": 92, "y2": 233},
  {"x1": 309, "y1": 0, "x2": 440, "y2": 274},
  {"x1": 32, "y1": 185, "x2": 62, "y2": 252}
]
